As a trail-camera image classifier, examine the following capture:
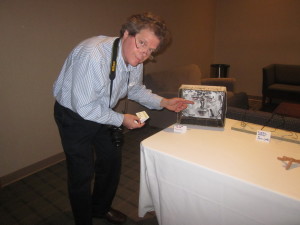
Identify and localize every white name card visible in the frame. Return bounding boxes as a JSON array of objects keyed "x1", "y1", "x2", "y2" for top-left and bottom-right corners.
[
  {"x1": 256, "y1": 130, "x2": 271, "y2": 143},
  {"x1": 136, "y1": 111, "x2": 149, "y2": 123}
]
